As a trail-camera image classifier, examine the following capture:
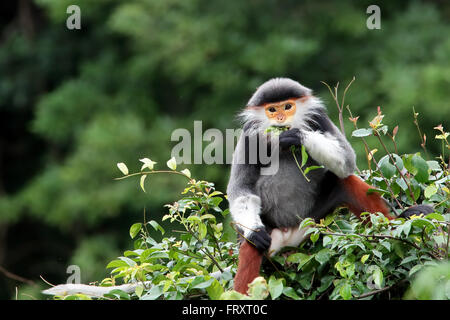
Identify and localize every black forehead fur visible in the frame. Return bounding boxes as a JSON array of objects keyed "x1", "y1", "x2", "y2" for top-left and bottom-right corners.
[{"x1": 247, "y1": 78, "x2": 312, "y2": 107}]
